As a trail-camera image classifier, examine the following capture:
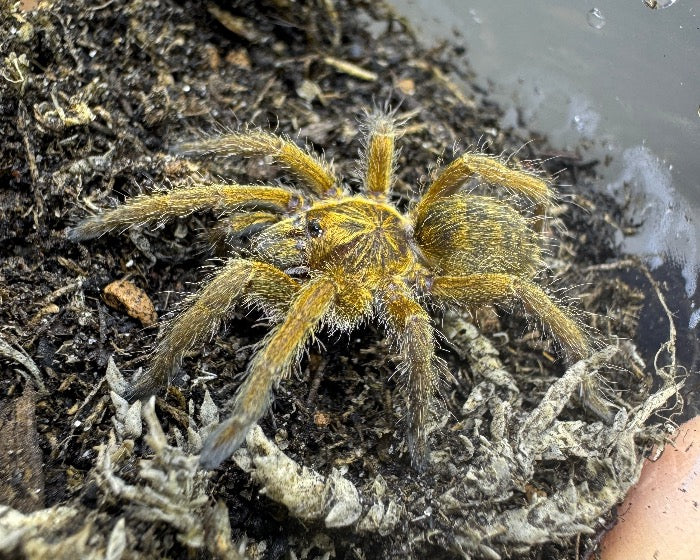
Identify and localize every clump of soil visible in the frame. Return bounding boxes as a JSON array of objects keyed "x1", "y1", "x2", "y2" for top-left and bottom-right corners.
[{"x1": 0, "y1": 1, "x2": 683, "y2": 559}]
